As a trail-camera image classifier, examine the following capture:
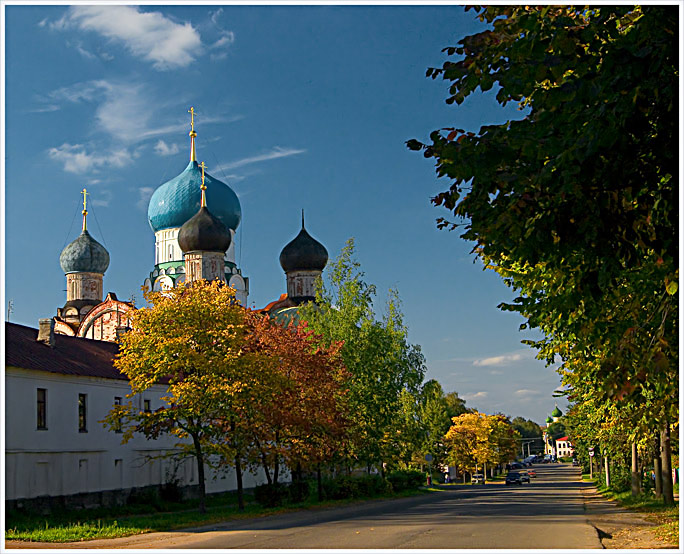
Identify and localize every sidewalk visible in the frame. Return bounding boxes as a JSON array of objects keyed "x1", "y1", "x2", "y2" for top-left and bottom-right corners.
[{"x1": 579, "y1": 480, "x2": 678, "y2": 549}]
